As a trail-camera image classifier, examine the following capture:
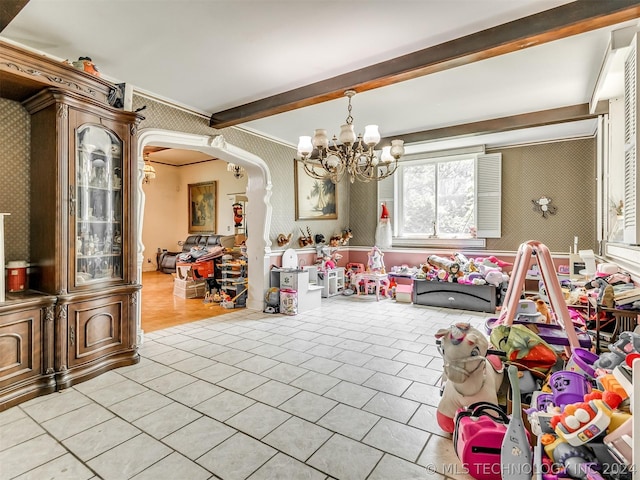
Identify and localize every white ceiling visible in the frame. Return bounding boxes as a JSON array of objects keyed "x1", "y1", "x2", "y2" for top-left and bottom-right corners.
[{"x1": 2, "y1": 0, "x2": 638, "y2": 153}]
